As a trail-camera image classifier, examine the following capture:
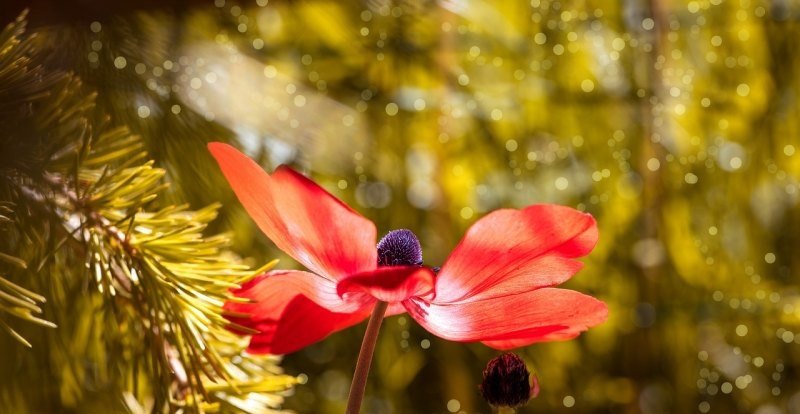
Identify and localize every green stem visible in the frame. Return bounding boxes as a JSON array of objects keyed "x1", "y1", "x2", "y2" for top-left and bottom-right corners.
[{"x1": 345, "y1": 300, "x2": 389, "y2": 414}]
